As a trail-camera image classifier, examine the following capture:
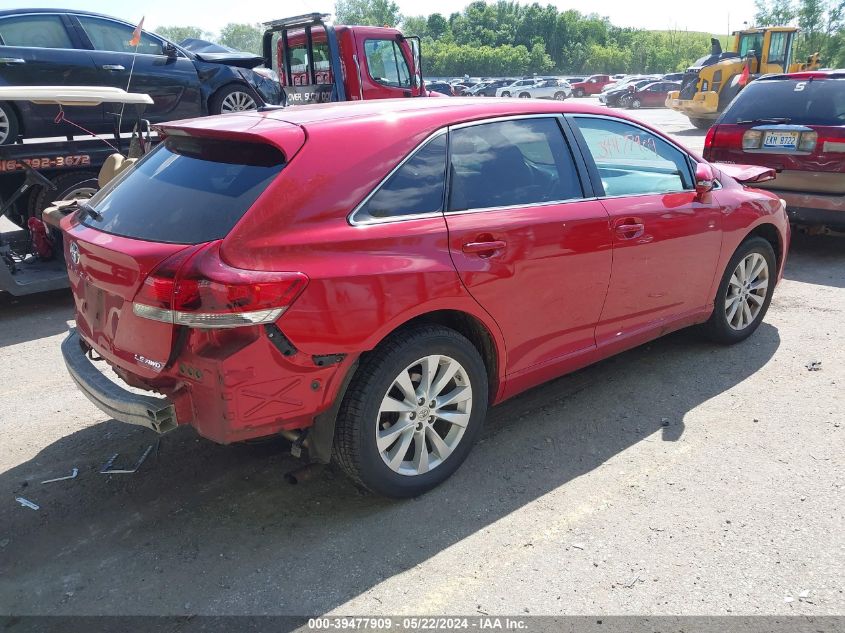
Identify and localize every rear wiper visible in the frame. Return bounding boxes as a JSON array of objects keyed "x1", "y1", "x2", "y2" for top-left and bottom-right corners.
[
  {"x1": 78, "y1": 201, "x2": 102, "y2": 221},
  {"x1": 735, "y1": 117, "x2": 792, "y2": 125}
]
